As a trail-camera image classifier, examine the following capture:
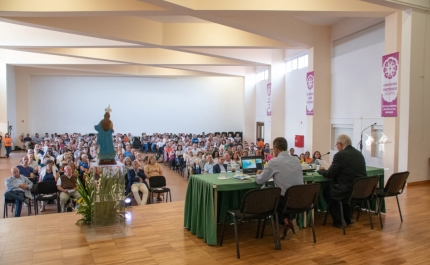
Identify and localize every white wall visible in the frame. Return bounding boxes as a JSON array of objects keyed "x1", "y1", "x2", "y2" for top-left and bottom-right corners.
[
  {"x1": 6, "y1": 65, "x2": 16, "y2": 140},
  {"x1": 331, "y1": 23, "x2": 385, "y2": 167},
  {"x1": 285, "y1": 67, "x2": 309, "y2": 154},
  {"x1": 26, "y1": 76, "x2": 244, "y2": 135}
]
